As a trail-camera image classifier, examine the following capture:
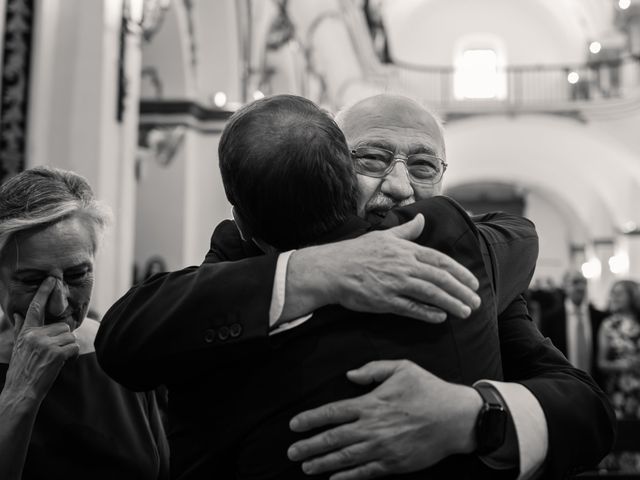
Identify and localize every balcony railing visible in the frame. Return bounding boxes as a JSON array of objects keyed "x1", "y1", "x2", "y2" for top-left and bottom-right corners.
[{"x1": 384, "y1": 56, "x2": 640, "y2": 115}]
